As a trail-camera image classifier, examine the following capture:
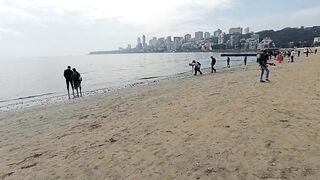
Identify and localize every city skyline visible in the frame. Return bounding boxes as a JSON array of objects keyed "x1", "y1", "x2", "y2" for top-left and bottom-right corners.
[
  {"x1": 0, "y1": 0, "x2": 320, "y2": 57},
  {"x1": 115, "y1": 26, "x2": 264, "y2": 53}
]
